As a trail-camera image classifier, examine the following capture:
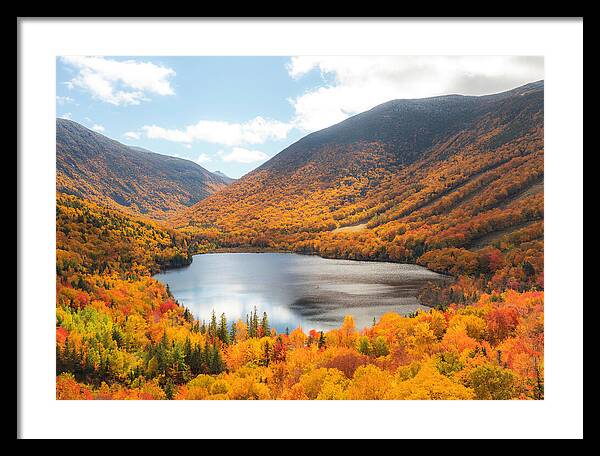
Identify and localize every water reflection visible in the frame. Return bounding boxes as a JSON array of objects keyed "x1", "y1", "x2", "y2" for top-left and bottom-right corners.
[{"x1": 153, "y1": 253, "x2": 447, "y2": 332}]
